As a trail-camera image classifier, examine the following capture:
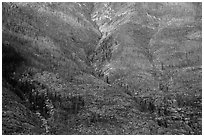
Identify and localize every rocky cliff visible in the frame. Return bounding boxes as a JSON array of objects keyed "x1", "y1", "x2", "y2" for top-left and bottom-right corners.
[{"x1": 2, "y1": 2, "x2": 202, "y2": 135}]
